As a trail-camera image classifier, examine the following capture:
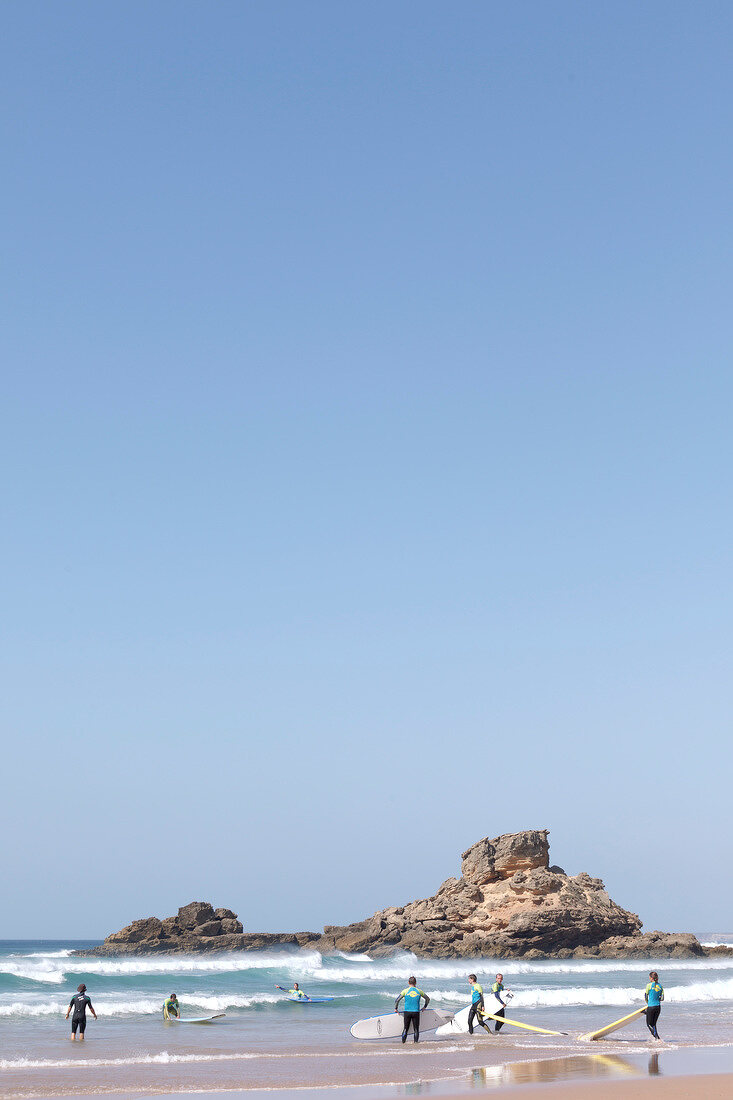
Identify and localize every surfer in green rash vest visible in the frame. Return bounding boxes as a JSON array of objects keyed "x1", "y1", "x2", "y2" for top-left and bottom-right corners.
[
  {"x1": 163, "y1": 993, "x2": 180, "y2": 1019},
  {"x1": 276, "y1": 983, "x2": 310, "y2": 1001},
  {"x1": 395, "y1": 976, "x2": 429, "y2": 1043},
  {"x1": 490, "y1": 973, "x2": 507, "y2": 1032}
]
